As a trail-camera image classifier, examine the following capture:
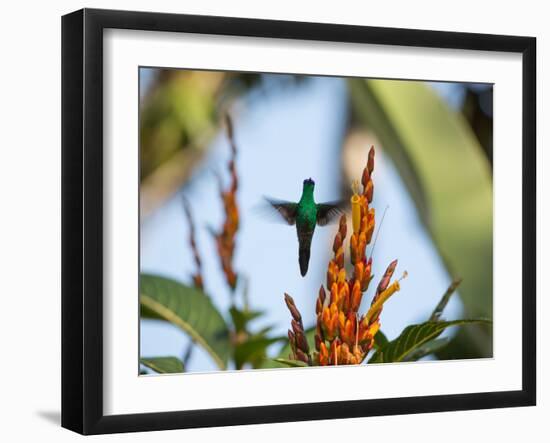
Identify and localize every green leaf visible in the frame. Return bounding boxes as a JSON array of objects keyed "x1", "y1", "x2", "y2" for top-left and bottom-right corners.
[
  {"x1": 140, "y1": 302, "x2": 165, "y2": 321},
  {"x1": 234, "y1": 336, "x2": 286, "y2": 369},
  {"x1": 349, "y1": 79, "x2": 493, "y2": 356},
  {"x1": 403, "y1": 338, "x2": 450, "y2": 362},
  {"x1": 140, "y1": 274, "x2": 230, "y2": 369},
  {"x1": 429, "y1": 278, "x2": 462, "y2": 322},
  {"x1": 374, "y1": 330, "x2": 389, "y2": 349},
  {"x1": 229, "y1": 306, "x2": 264, "y2": 333},
  {"x1": 273, "y1": 358, "x2": 309, "y2": 368},
  {"x1": 140, "y1": 356, "x2": 184, "y2": 374},
  {"x1": 369, "y1": 319, "x2": 491, "y2": 364}
]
